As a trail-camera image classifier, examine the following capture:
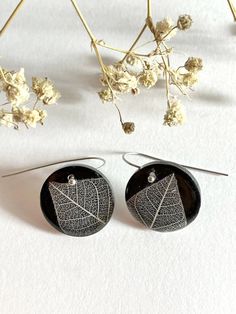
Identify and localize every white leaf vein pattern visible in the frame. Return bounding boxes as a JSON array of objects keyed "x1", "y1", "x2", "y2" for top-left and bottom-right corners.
[
  {"x1": 49, "y1": 177, "x2": 113, "y2": 236},
  {"x1": 127, "y1": 173, "x2": 187, "y2": 231}
]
